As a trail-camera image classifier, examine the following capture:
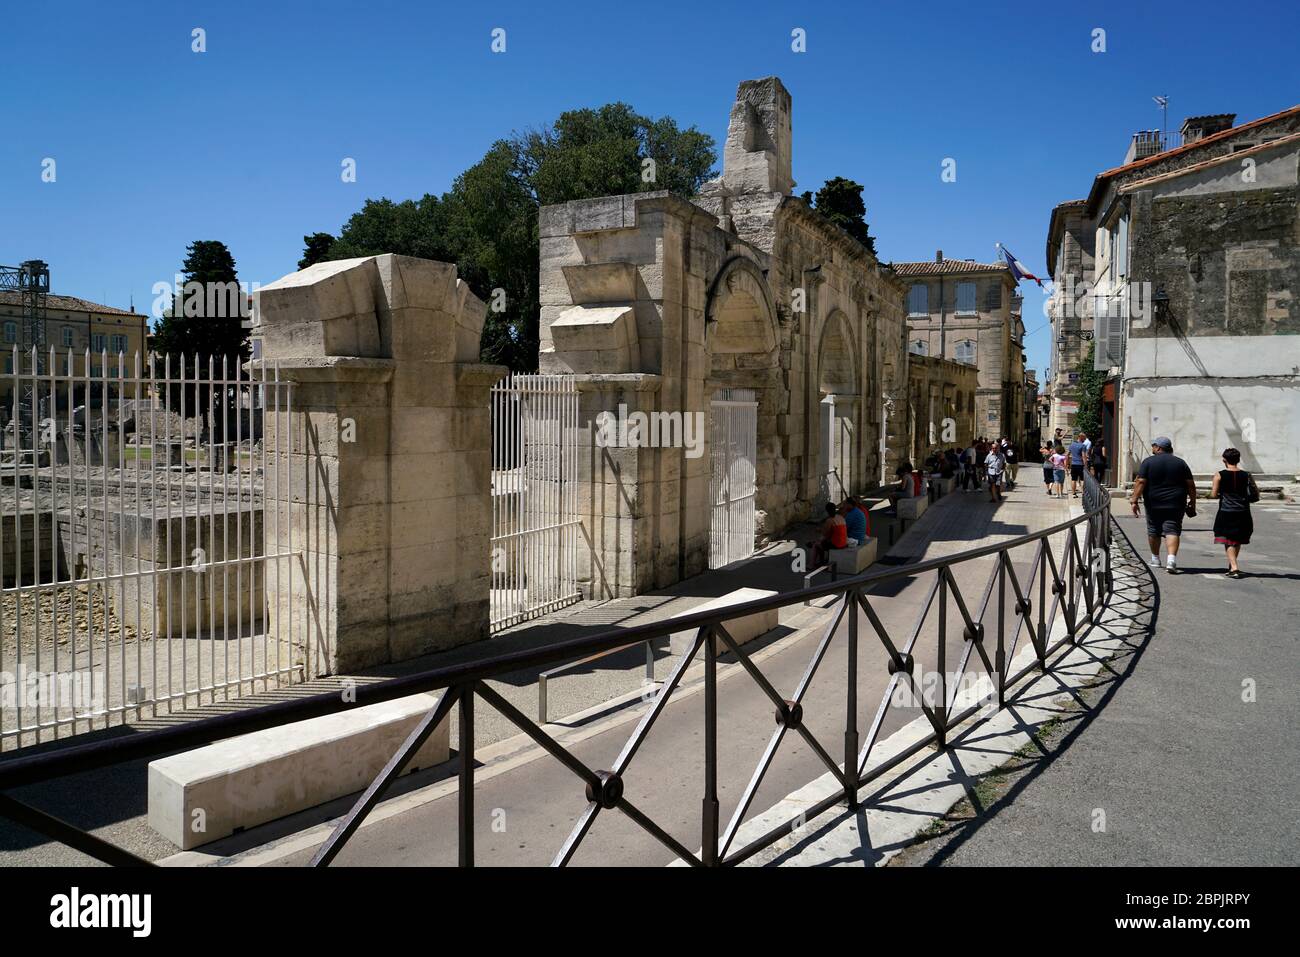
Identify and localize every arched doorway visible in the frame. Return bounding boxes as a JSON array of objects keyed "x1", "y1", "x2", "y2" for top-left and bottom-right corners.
[
  {"x1": 704, "y1": 256, "x2": 779, "y2": 567},
  {"x1": 817, "y1": 310, "x2": 860, "y2": 504}
]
